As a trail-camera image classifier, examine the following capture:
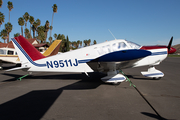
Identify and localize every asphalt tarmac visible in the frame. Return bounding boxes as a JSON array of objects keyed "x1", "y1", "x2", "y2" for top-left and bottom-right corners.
[{"x1": 0, "y1": 57, "x2": 179, "y2": 120}]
